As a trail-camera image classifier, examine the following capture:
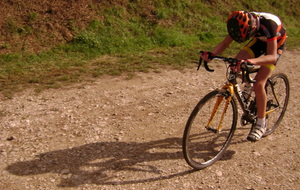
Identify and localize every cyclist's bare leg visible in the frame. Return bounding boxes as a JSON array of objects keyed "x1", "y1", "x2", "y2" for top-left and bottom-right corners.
[
  {"x1": 253, "y1": 66, "x2": 272, "y2": 119},
  {"x1": 234, "y1": 49, "x2": 274, "y2": 119},
  {"x1": 235, "y1": 49, "x2": 270, "y2": 118},
  {"x1": 235, "y1": 49, "x2": 252, "y2": 60}
]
